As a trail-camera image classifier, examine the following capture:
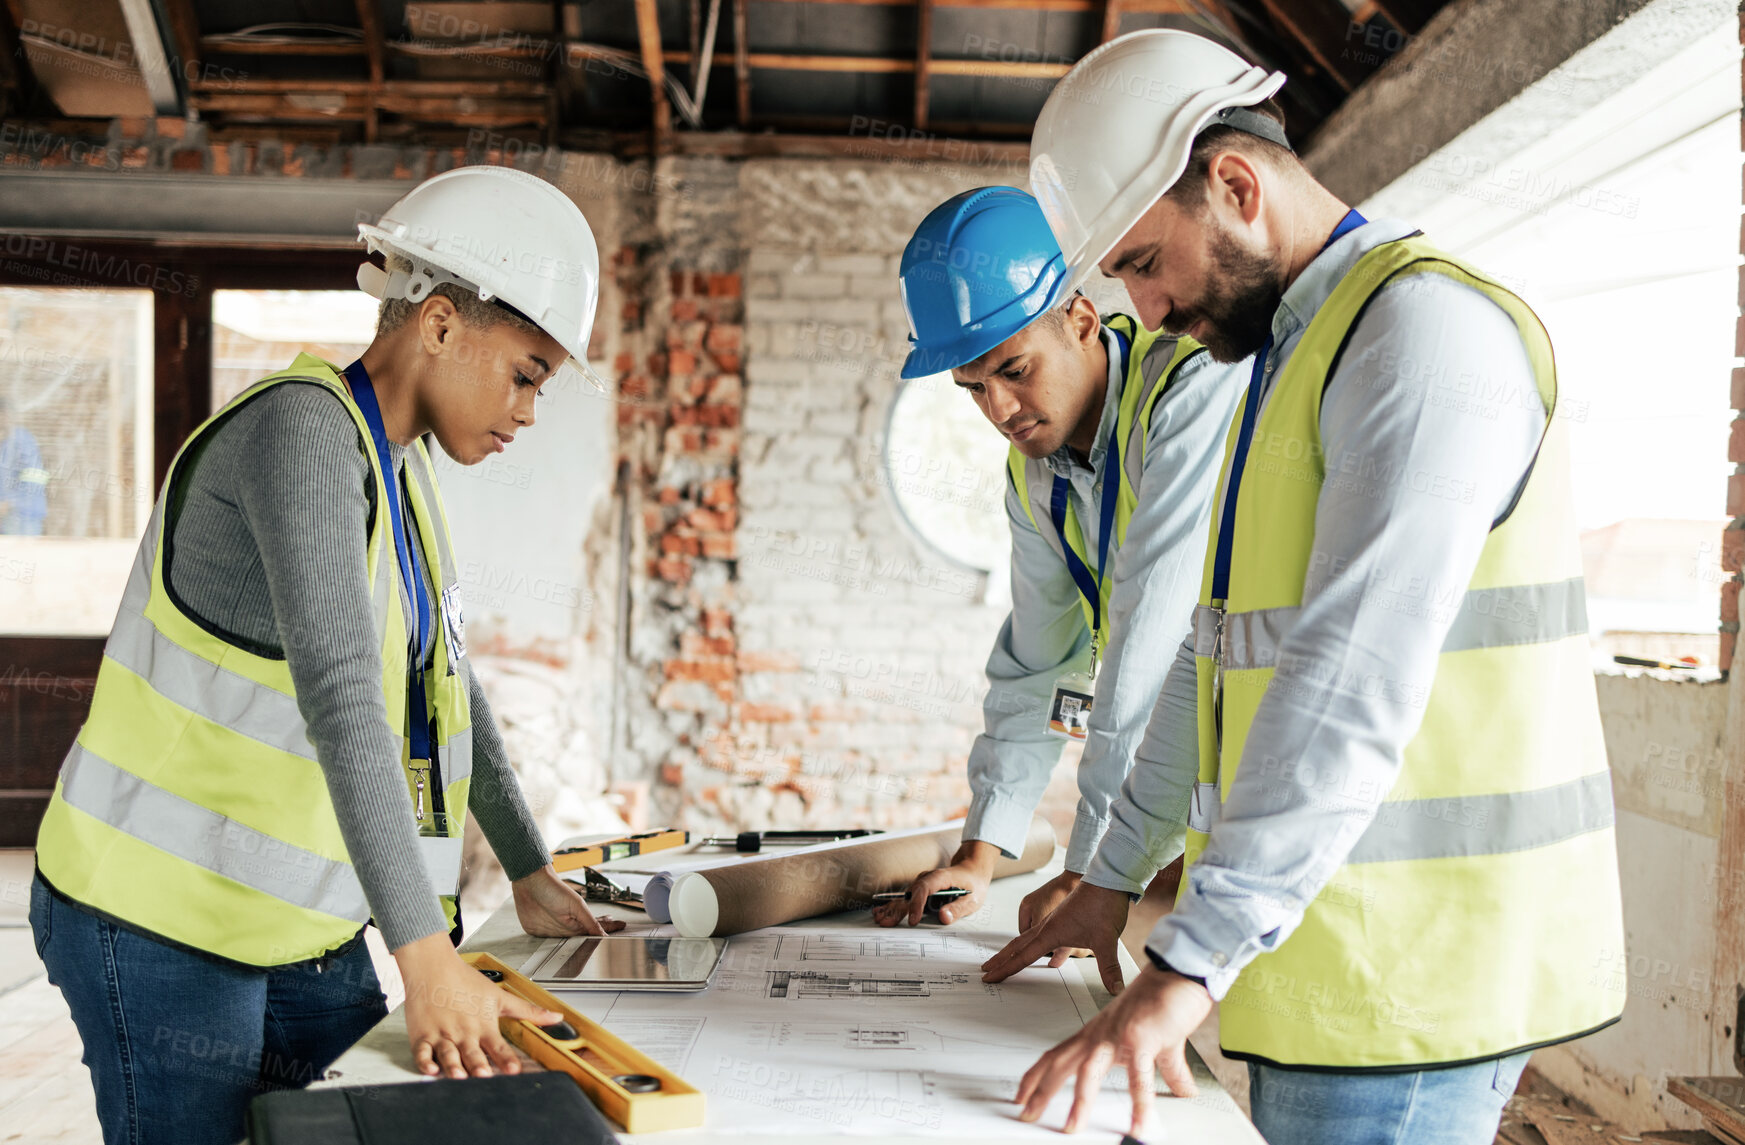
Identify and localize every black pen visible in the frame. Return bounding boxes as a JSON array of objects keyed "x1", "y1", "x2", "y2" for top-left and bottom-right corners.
[{"x1": 698, "y1": 829, "x2": 882, "y2": 853}]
